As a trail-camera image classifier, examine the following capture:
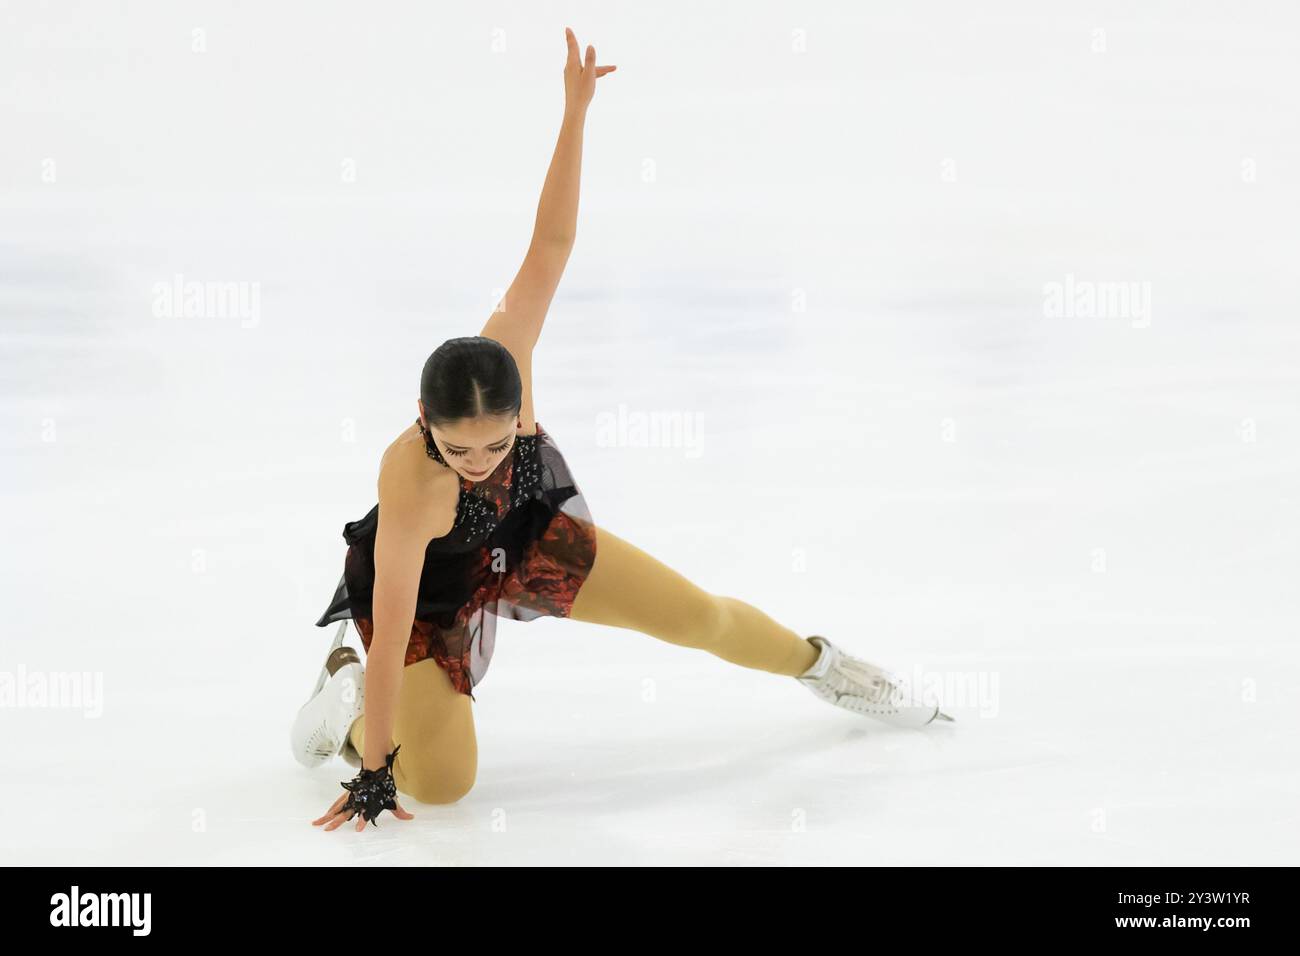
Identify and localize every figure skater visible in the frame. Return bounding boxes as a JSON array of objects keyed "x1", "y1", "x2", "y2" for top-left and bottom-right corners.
[{"x1": 291, "y1": 27, "x2": 952, "y2": 831}]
